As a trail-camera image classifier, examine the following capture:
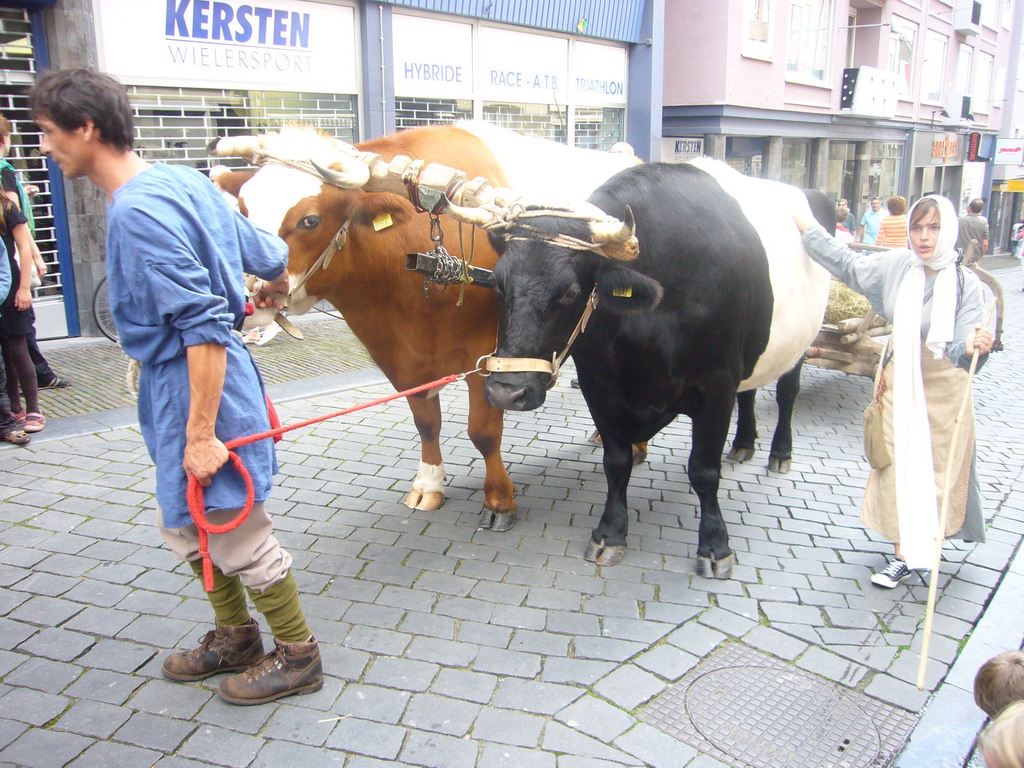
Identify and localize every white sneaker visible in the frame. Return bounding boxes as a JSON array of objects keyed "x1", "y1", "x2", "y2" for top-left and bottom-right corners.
[{"x1": 871, "y1": 558, "x2": 911, "y2": 588}]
